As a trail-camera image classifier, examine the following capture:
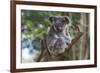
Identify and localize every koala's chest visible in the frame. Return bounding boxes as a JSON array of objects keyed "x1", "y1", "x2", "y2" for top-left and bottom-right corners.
[{"x1": 54, "y1": 33, "x2": 65, "y2": 39}]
